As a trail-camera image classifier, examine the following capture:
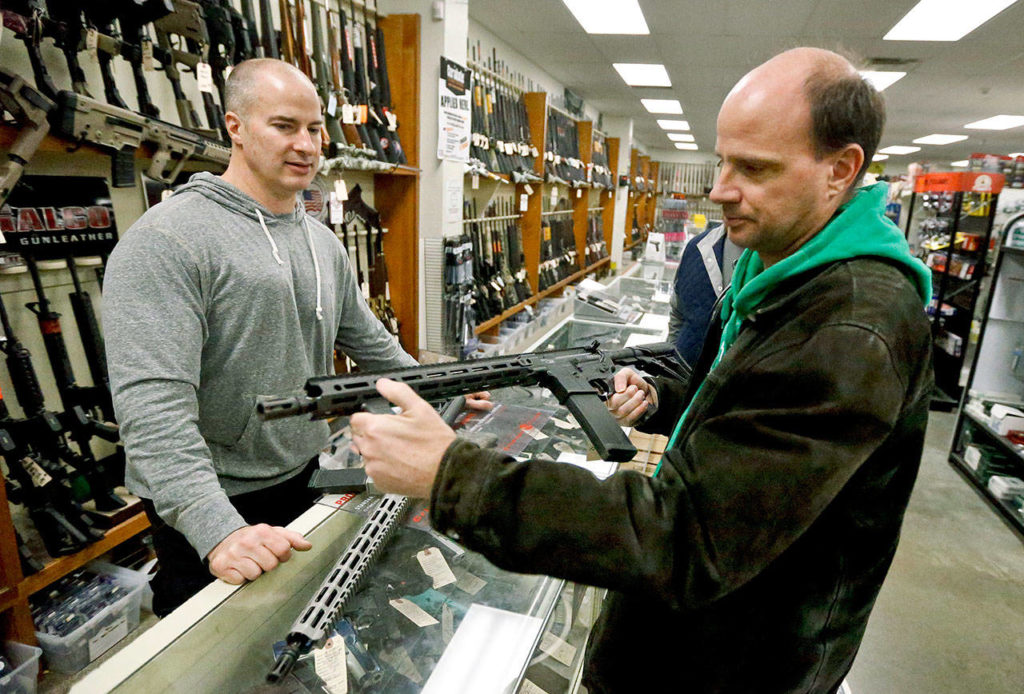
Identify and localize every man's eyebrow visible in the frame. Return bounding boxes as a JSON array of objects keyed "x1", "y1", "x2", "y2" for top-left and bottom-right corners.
[
  {"x1": 726, "y1": 154, "x2": 782, "y2": 169},
  {"x1": 268, "y1": 115, "x2": 324, "y2": 126}
]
